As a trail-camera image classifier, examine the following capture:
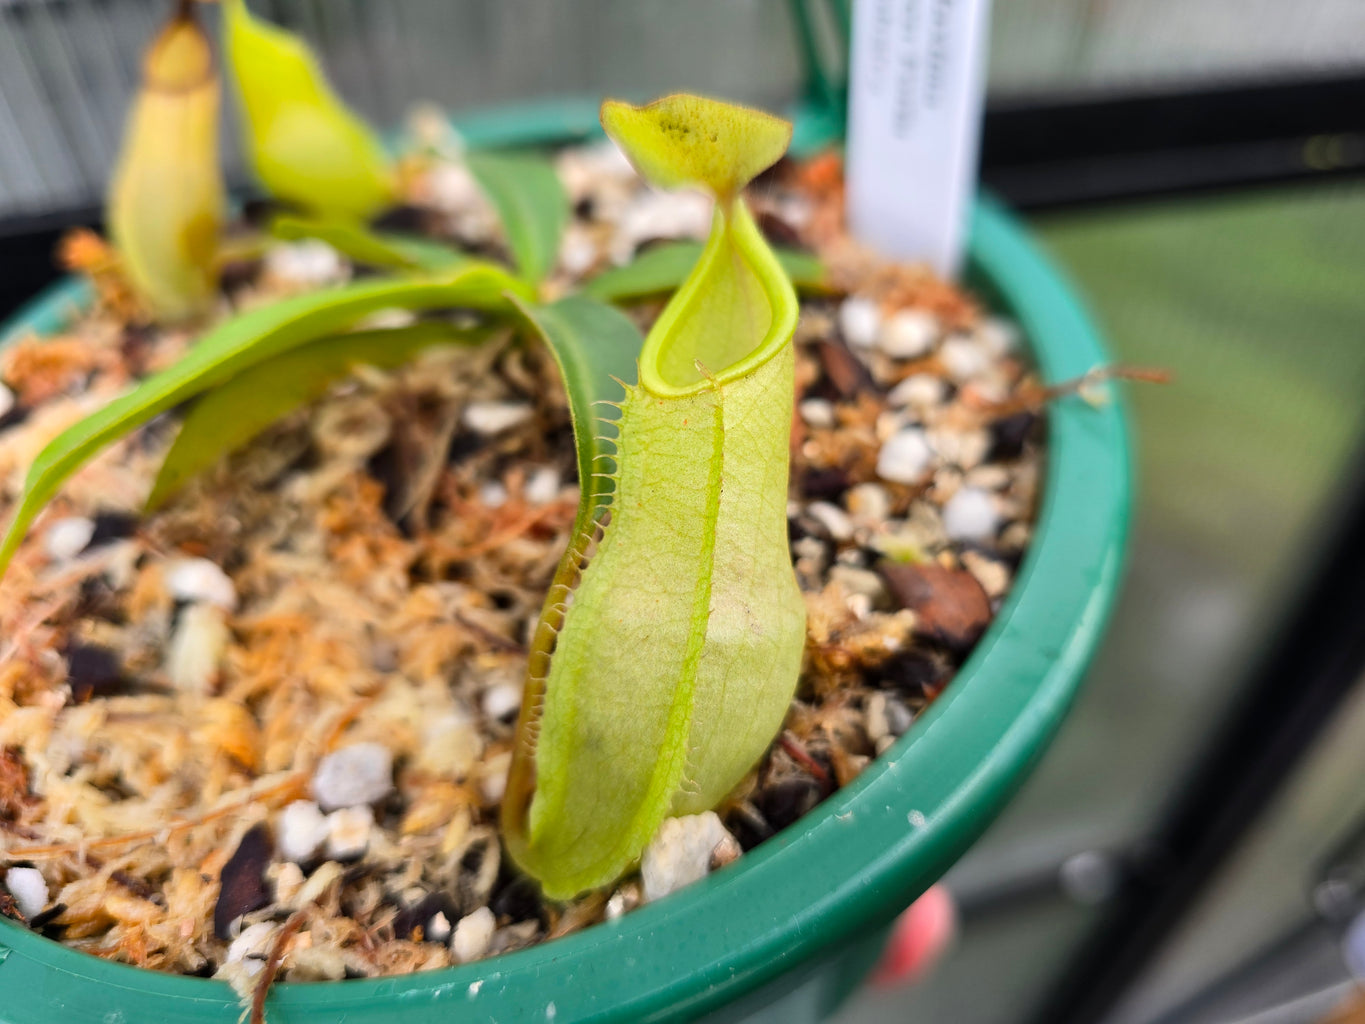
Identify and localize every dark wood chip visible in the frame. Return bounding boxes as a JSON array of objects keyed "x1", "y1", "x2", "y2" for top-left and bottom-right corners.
[
  {"x1": 390, "y1": 891, "x2": 458, "y2": 943},
  {"x1": 214, "y1": 823, "x2": 274, "y2": 939},
  {"x1": 799, "y1": 466, "x2": 851, "y2": 502},
  {"x1": 816, "y1": 338, "x2": 875, "y2": 399},
  {"x1": 89, "y1": 511, "x2": 141, "y2": 548},
  {"x1": 0, "y1": 890, "x2": 21, "y2": 922},
  {"x1": 239, "y1": 198, "x2": 284, "y2": 227},
  {"x1": 757, "y1": 211, "x2": 806, "y2": 250},
  {"x1": 29, "y1": 902, "x2": 66, "y2": 931},
  {"x1": 219, "y1": 259, "x2": 264, "y2": 296},
  {"x1": 117, "y1": 325, "x2": 159, "y2": 375},
  {"x1": 64, "y1": 643, "x2": 128, "y2": 703},
  {"x1": 367, "y1": 391, "x2": 461, "y2": 531},
  {"x1": 445, "y1": 430, "x2": 487, "y2": 465},
  {"x1": 0, "y1": 747, "x2": 34, "y2": 821},
  {"x1": 489, "y1": 872, "x2": 542, "y2": 925},
  {"x1": 756, "y1": 777, "x2": 824, "y2": 832},
  {"x1": 989, "y1": 411, "x2": 1038, "y2": 461},
  {"x1": 371, "y1": 204, "x2": 428, "y2": 235},
  {"x1": 0, "y1": 401, "x2": 29, "y2": 432},
  {"x1": 879, "y1": 561, "x2": 992, "y2": 652},
  {"x1": 870, "y1": 649, "x2": 949, "y2": 698},
  {"x1": 111, "y1": 870, "x2": 161, "y2": 904},
  {"x1": 752, "y1": 155, "x2": 795, "y2": 188},
  {"x1": 724, "y1": 803, "x2": 775, "y2": 852}
]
